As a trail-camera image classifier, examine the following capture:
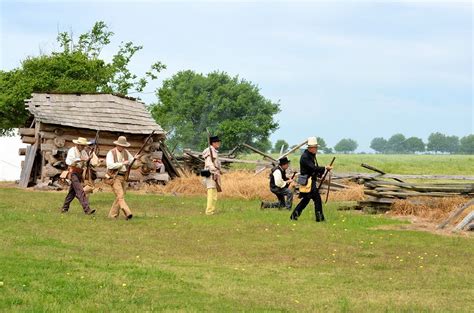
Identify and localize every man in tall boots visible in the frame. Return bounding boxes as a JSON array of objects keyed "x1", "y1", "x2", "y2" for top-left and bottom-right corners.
[
  {"x1": 60, "y1": 137, "x2": 96, "y2": 215},
  {"x1": 261, "y1": 157, "x2": 294, "y2": 210},
  {"x1": 202, "y1": 135, "x2": 222, "y2": 215},
  {"x1": 290, "y1": 137, "x2": 333, "y2": 222}
]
